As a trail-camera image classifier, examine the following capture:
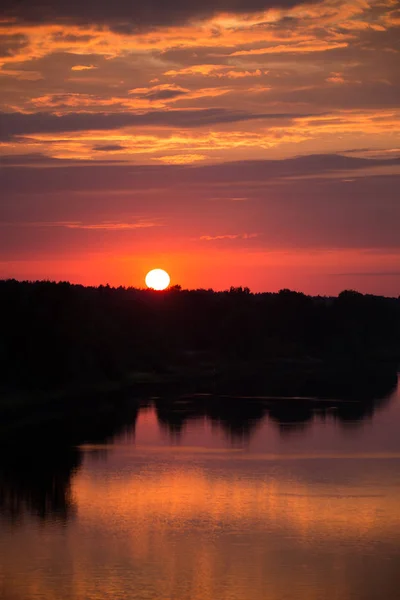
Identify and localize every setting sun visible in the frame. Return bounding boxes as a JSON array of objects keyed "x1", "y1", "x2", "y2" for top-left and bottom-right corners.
[{"x1": 145, "y1": 269, "x2": 170, "y2": 290}]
